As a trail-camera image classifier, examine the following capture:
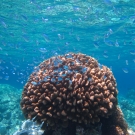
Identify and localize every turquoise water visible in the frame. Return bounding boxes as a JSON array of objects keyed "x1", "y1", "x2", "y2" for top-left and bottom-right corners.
[{"x1": 0, "y1": 0, "x2": 135, "y2": 134}]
